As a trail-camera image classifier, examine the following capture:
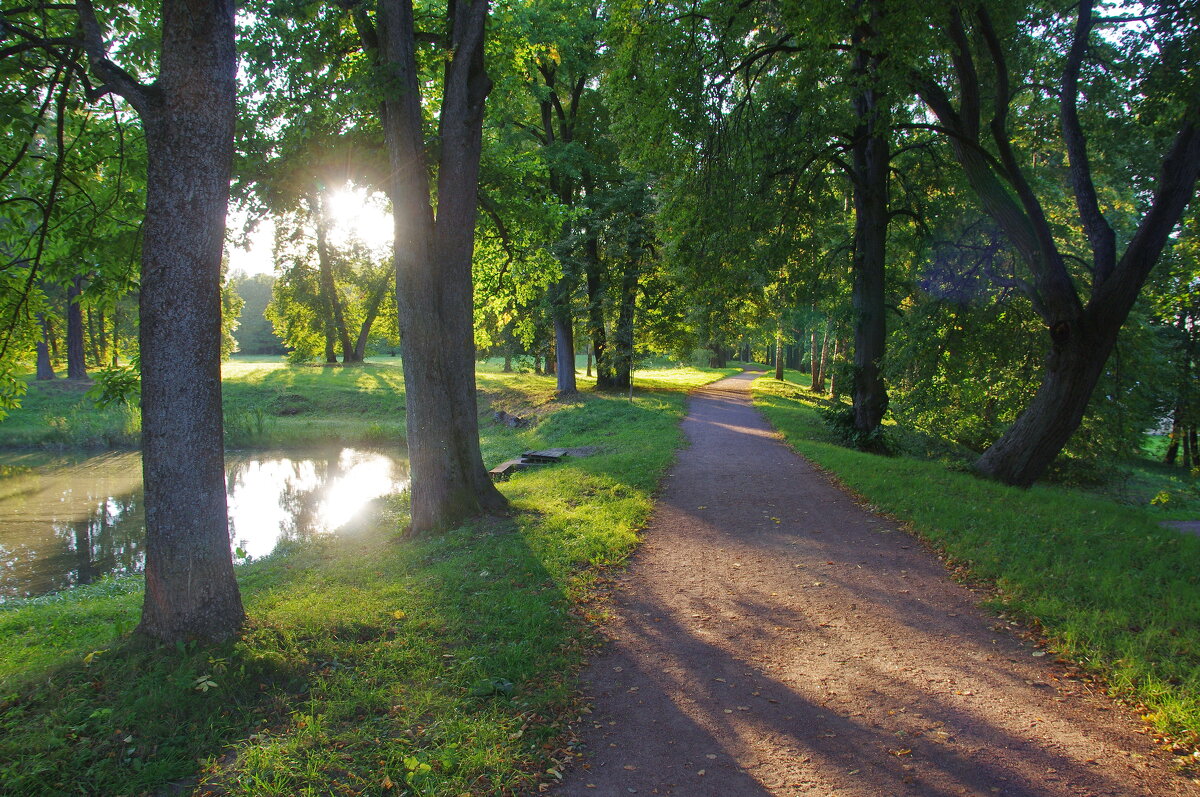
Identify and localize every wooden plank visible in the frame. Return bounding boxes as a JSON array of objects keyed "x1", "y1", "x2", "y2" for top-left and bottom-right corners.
[{"x1": 521, "y1": 448, "x2": 569, "y2": 463}]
